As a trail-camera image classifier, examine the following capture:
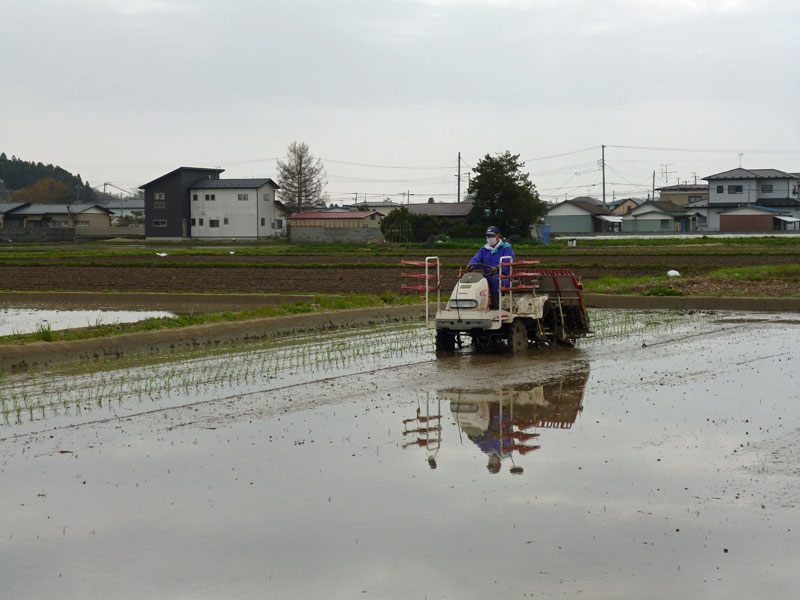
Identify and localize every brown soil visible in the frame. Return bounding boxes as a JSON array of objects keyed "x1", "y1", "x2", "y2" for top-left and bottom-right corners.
[{"x1": 1, "y1": 262, "x2": 799, "y2": 297}]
